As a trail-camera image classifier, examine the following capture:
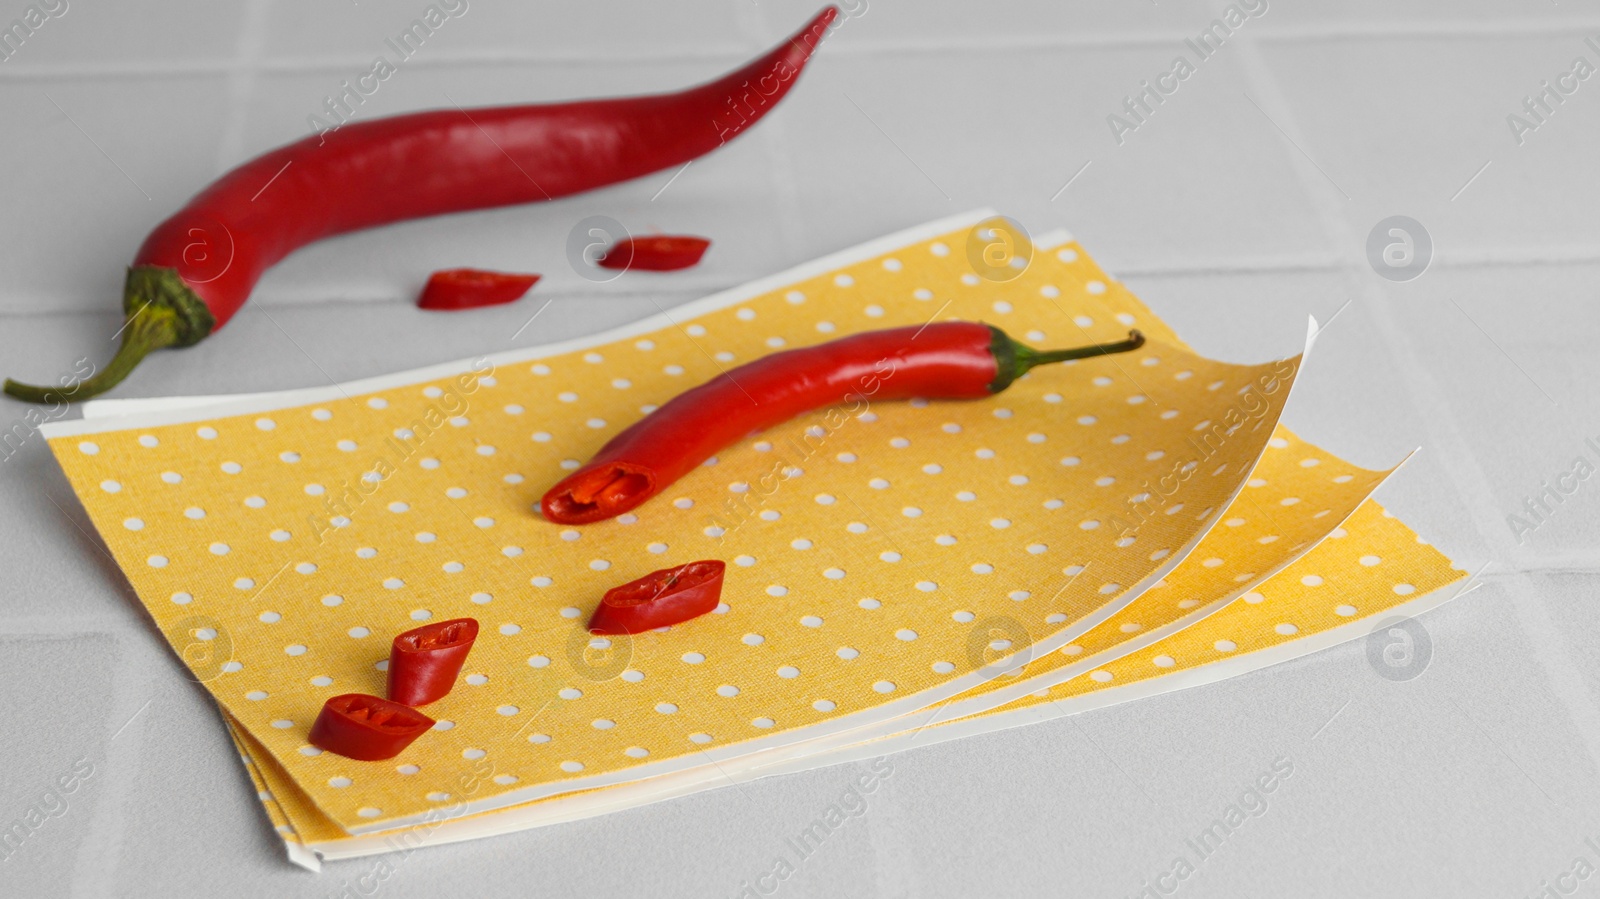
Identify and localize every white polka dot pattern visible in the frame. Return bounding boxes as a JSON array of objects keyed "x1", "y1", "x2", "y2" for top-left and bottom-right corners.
[
  {"x1": 217, "y1": 229, "x2": 1460, "y2": 848},
  {"x1": 917, "y1": 427, "x2": 1393, "y2": 711},
  {"x1": 48, "y1": 220, "x2": 1305, "y2": 830},
  {"x1": 974, "y1": 499, "x2": 1463, "y2": 714}
]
